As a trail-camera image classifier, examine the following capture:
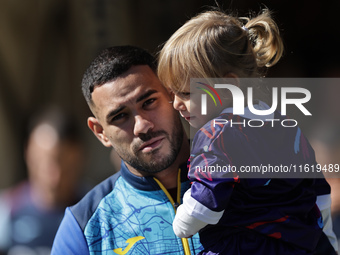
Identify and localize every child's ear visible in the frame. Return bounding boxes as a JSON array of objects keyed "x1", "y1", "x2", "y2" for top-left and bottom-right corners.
[{"x1": 87, "y1": 117, "x2": 112, "y2": 147}]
